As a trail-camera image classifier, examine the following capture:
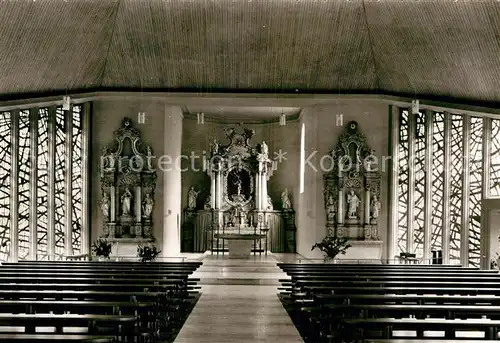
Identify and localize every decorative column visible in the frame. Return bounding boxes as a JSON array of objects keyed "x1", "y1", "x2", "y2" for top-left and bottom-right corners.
[
  {"x1": 210, "y1": 171, "x2": 216, "y2": 209},
  {"x1": 110, "y1": 186, "x2": 116, "y2": 221},
  {"x1": 364, "y1": 189, "x2": 371, "y2": 225},
  {"x1": 256, "y1": 169, "x2": 261, "y2": 210},
  {"x1": 135, "y1": 186, "x2": 141, "y2": 235},
  {"x1": 163, "y1": 105, "x2": 183, "y2": 257},
  {"x1": 261, "y1": 170, "x2": 268, "y2": 210},
  {"x1": 215, "y1": 169, "x2": 221, "y2": 209},
  {"x1": 47, "y1": 106, "x2": 56, "y2": 260},
  {"x1": 338, "y1": 189, "x2": 344, "y2": 225}
]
